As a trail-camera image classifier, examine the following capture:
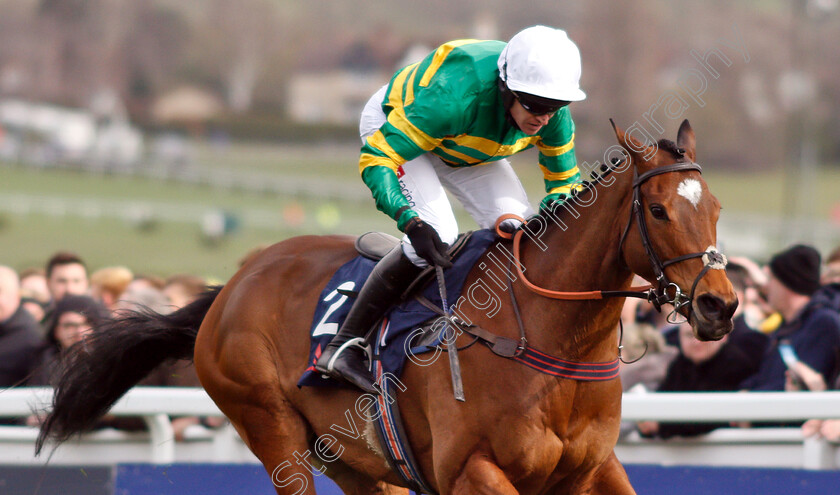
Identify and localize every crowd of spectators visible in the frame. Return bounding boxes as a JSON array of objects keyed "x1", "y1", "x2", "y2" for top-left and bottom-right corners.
[
  {"x1": 620, "y1": 242, "x2": 840, "y2": 441},
  {"x1": 0, "y1": 251, "x2": 221, "y2": 439}
]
